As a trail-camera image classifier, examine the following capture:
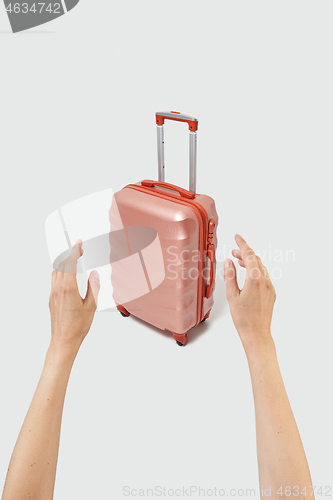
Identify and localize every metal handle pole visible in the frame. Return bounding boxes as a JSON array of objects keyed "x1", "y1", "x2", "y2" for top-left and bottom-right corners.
[
  {"x1": 189, "y1": 131, "x2": 197, "y2": 193},
  {"x1": 157, "y1": 125, "x2": 165, "y2": 182}
]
